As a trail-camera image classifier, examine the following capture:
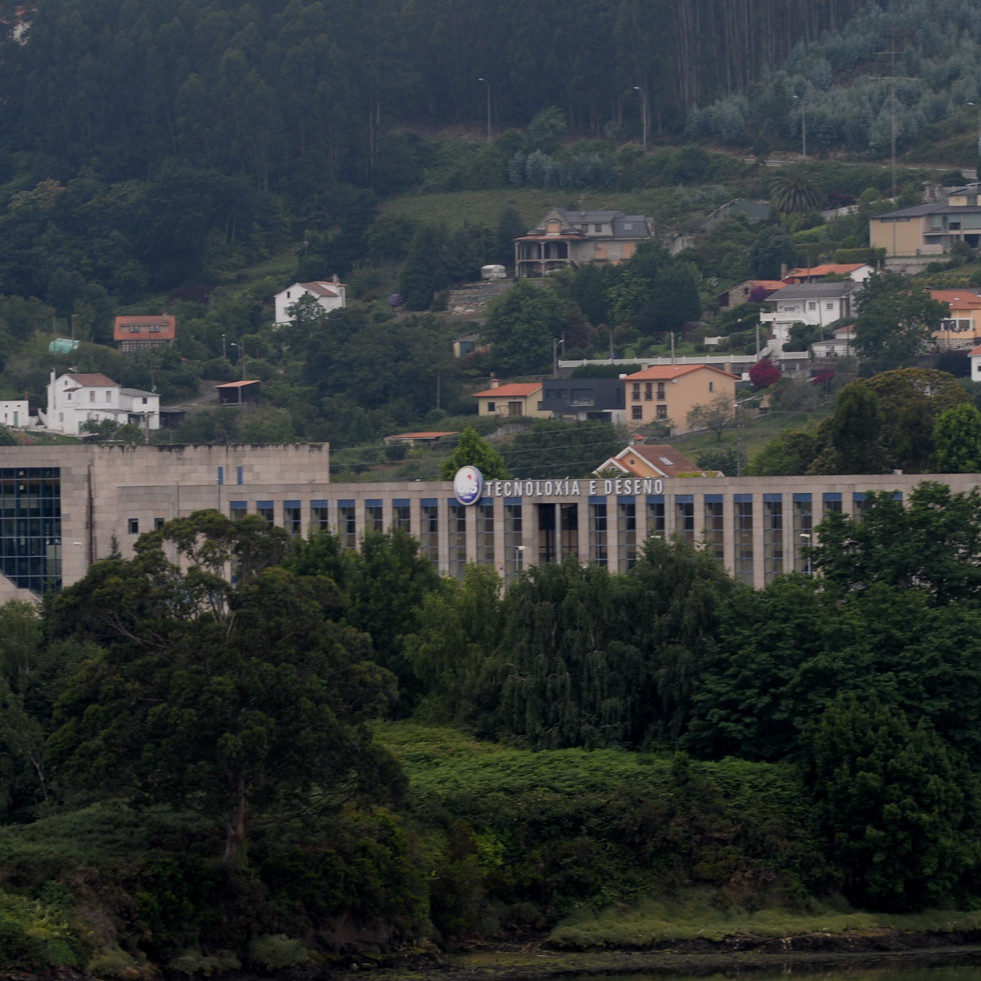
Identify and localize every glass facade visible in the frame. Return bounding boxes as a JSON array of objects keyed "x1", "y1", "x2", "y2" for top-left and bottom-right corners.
[
  {"x1": 420, "y1": 502, "x2": 439, "y2": 564},
  {"x1": 703, "y1": 497, "x2": 724, "y2": 562},
  {"x1": 447, "y1": 501, "x2": 467, "y2": 579},
  {"x1": 763, "y1": 497, "x2": 783, "y2": 584},
  {"x1": 0, "y1": 468, "x2": 61, "y2": 593},
  {"x1": 504, "y1": 501, "x2": 523, "y2": 579},
  {"x1": 338, "y1": 502, "x2": 356, "y2": 548},
  {"x1": 646, "y1": 496, "x2": 665, "y2": 541},
  {"x1": 589, "y1": 500, "x2": 608, "y2": 567},
  {"x1": 734, "y1": 497, "x2": 753, "y2": 584},
  {"x1": 476, "y1": 502, "x2": 495, "y2": 565},
  {"x1": 617, "y1": 498, "x2": 636, "y2": 570},
  {"x1": 793, "y1": 495, "x2": 813, "y2": 573},
  {"x1": 675, "y1": 496, "x2": 695, "y2": 546}
]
